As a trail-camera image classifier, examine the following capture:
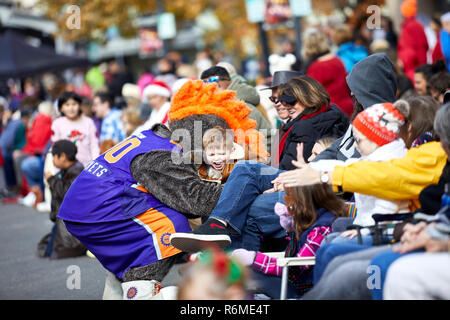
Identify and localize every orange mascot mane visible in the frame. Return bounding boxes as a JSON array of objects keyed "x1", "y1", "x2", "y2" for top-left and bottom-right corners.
[{"x1": 169, "y1": 80, "x2": 269, "y2": 159}]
